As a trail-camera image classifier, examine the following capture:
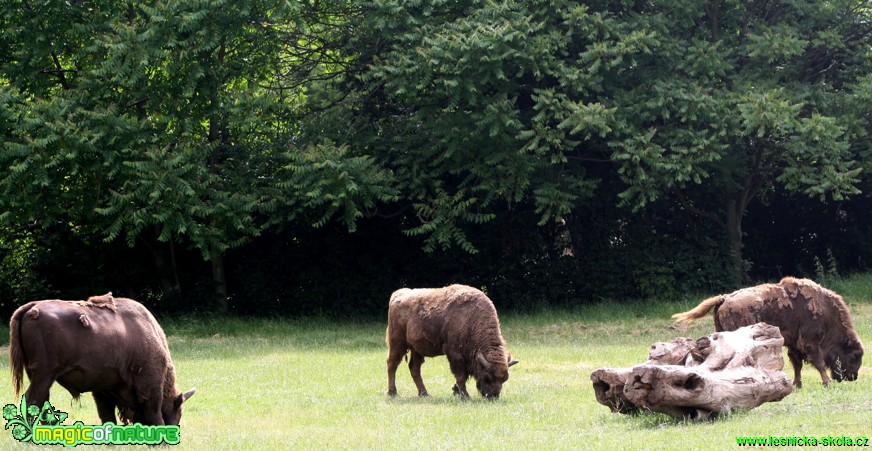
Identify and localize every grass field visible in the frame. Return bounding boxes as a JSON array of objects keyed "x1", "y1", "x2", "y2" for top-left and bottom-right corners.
[{"x1": 1, "y1": 275, "x2": 871, "y2": 449}]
